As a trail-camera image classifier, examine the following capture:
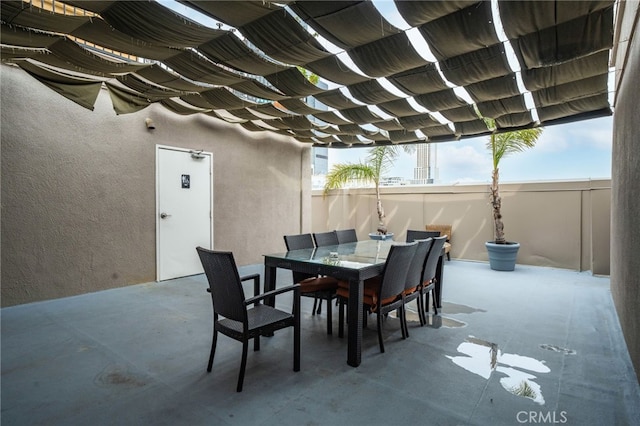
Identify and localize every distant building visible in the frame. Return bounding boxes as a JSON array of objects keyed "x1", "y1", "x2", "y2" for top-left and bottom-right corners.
[
  {"x1": 380, "y1": 176, "x2": 409, "y2": 186},
  {"x1": 307, "y1": 80, "x2": 329, "y2": 176},
  {"x1": 413, "y1": 143, "x2": 438, "y2": 184},
  {"x1": 312, "y1": 147, "x2": 329, "y2": 175}
]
